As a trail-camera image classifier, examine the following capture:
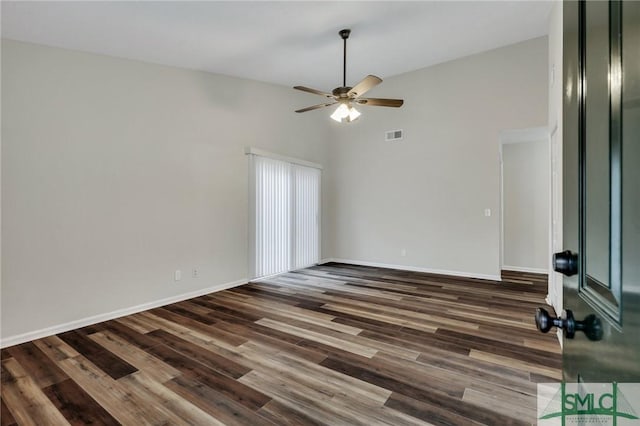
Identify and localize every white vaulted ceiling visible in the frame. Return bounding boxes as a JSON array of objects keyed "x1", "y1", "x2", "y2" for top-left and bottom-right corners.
[{"x1": 1, "y1": 1, "x2": 553, "y2": 90}]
